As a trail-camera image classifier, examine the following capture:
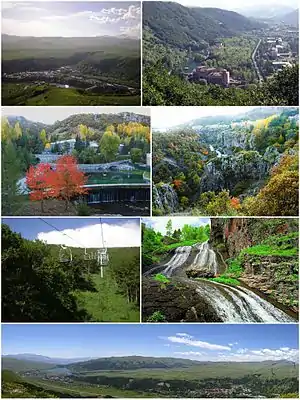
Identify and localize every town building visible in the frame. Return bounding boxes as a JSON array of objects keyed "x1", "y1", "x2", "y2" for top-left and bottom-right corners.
[{"x1": 191, "y1": 66, "x2": 230, "y2": 87}]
